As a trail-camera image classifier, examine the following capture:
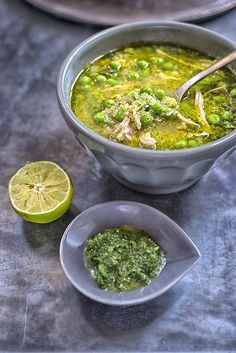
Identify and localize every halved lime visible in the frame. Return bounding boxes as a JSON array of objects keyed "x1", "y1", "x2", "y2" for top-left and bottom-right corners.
[{"x1": 8, "y1": 161, "x2": 73, "y2": 223}]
